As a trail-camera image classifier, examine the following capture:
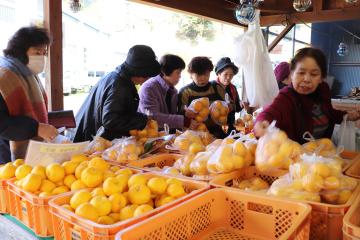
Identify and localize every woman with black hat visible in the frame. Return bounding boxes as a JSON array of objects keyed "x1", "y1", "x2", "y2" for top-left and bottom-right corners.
[
  {"x1": 213, "y1": 57, "x2": 242, "y2": 131},
  {"x1": 73, "y1": 45, "x2": 160, "y2": 142}
]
